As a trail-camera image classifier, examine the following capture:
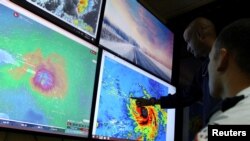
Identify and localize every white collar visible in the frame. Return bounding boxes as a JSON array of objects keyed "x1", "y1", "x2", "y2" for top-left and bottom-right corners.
[{"x1": 235, "y1": 86, "x2": 250, "y2": 98}]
